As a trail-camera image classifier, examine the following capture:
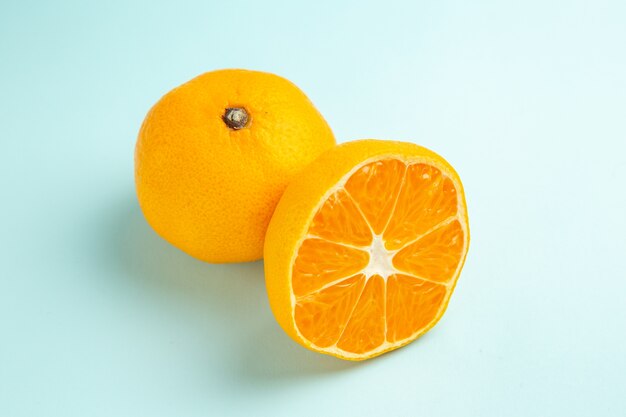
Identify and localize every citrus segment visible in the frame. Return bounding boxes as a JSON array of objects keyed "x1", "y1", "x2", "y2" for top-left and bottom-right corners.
[
  {"x1": 386, "y1": 274, "x2": 447, "y2": 342},
  {"x1": 308, "y1": 189, "x2": 373, "y2": 246},
  {"x1": 336, "y1": 275, "x2": 386, "y2": 354},
  {"x1": 393, "y1": 220, "x2": 465, "y2": 283},
  {"x1": 344, "y1": 159, "x2": 406, "y2": 235},
  {"x1": 383, "y1": 163, "x2": 458, "y2": 251},
  {"x1": 295, "y1": 274, "x2": 366, "y2": 348},
  {"x1": 291, "y1": 239, "x2": 369, "y2": 296}
]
